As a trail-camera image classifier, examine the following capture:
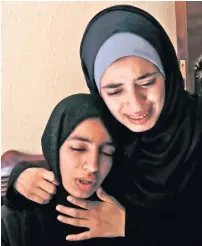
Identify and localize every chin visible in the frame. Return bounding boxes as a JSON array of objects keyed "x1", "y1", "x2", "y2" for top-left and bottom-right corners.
[
  {"x1": 123, "y1": 119, "x2": 157, "y2": 133},
  {"x1": 127, "y1": 125, "x2": 150, "y2": 132},
  {"x1": 72, "y1": 190, "x2": 95, "y2": 199}
]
